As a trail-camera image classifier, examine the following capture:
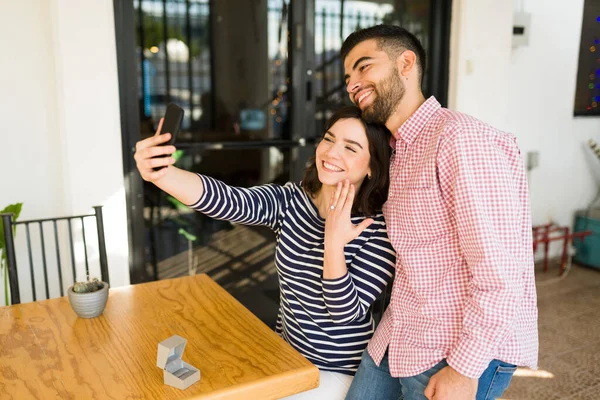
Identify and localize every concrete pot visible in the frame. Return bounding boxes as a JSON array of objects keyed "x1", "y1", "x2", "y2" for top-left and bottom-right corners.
[{"x1": 67, "y1": 282, "x2": 109, "y2": 318}]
